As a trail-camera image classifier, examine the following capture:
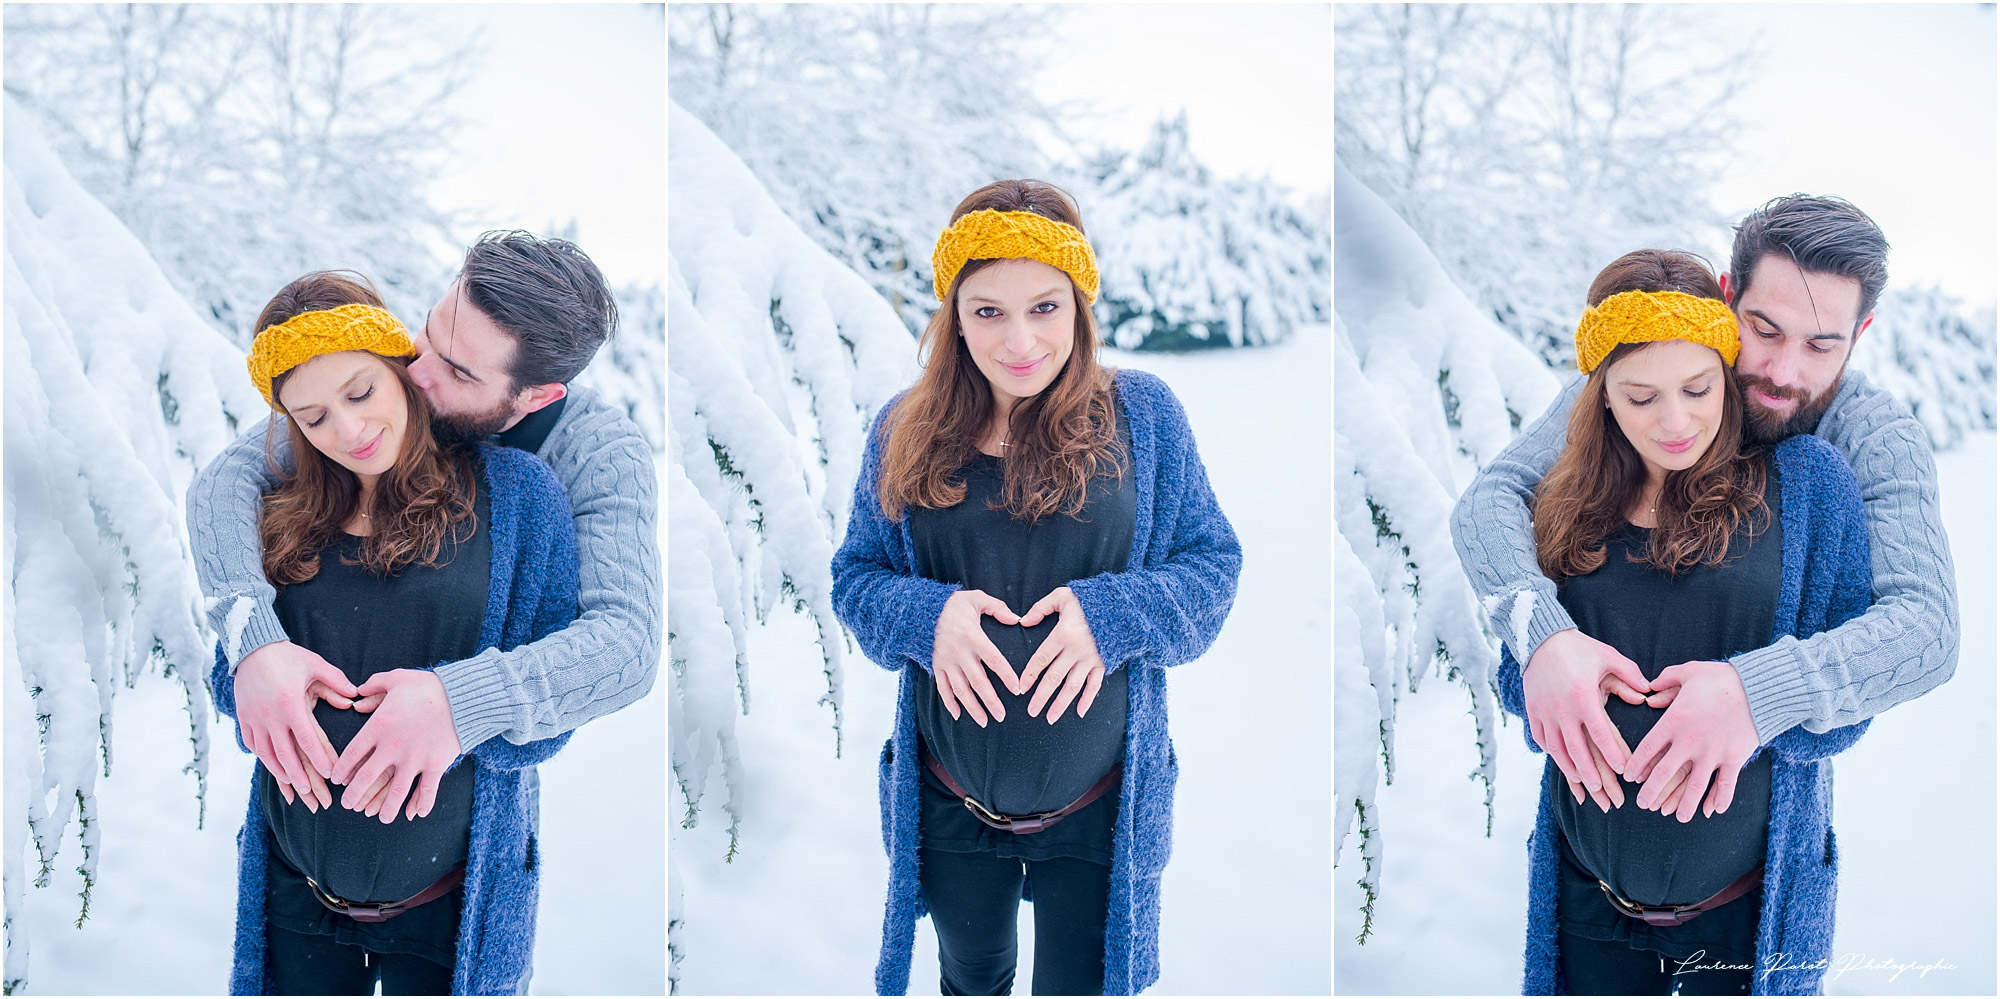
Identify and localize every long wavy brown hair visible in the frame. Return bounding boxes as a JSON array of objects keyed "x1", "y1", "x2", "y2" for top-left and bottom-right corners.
[
  {"x1": 1535, "y1": 250, "x2": 1770, "y2": 579},
  {"x1": 257, "y1": 271, "x2": 477, "y2": 585},
  {"x1": 877, "y1": 180, "x2": 1125, "y2": 522}
]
